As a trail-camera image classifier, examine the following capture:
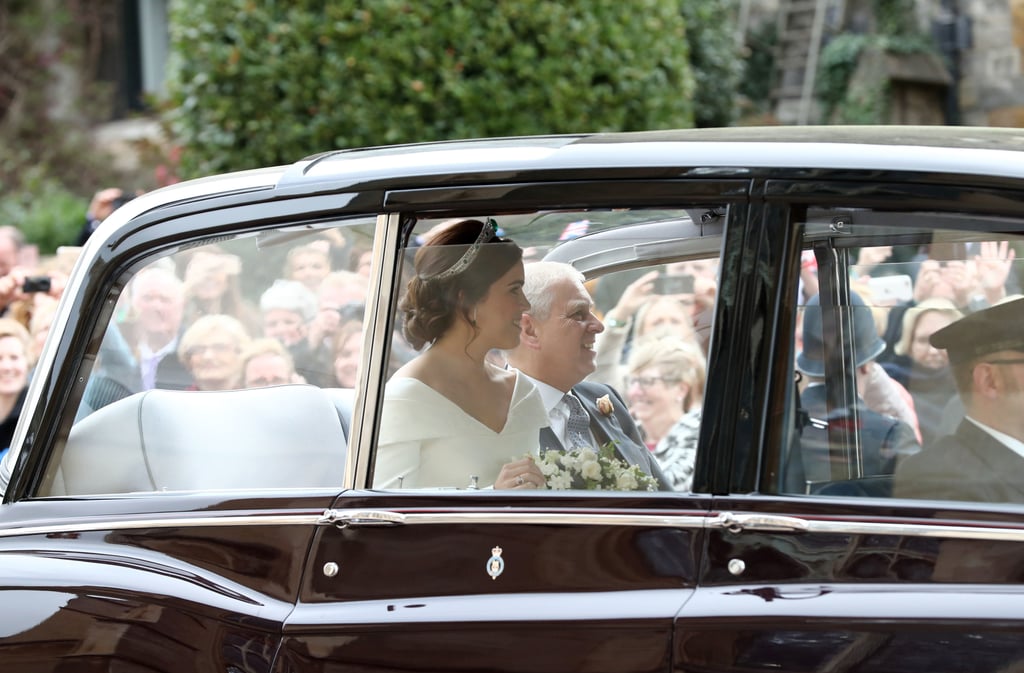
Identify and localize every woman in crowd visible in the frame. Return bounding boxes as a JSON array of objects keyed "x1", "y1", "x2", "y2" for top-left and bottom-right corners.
[
  {"x1": 332, "y1": 320, "x2": 363, "y2": 388},
  {"x1": 0, "y1": 319, "x2": 32, "y2": 456},
  {"x1": 625, "y1": 336, "x2": 706, "y2": 491},
  {"x1": 887, "y1": 297, "x2": 964, "y2": 447},
  {"x1": 178, "y1": 314, "x2": 251, "y2": 391},
  {"x1": 375, "y1": 218, "x2": 548, "y2": 490},
  {"x1": 592, "y1": 268, "x2": 700, "y2": 389},
  {"x1": 181, "y1": 249, "x2": 261, "y2": 335},
  {"x1": 238, "y1": 338, "x2": 300, "y2": 388}
]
